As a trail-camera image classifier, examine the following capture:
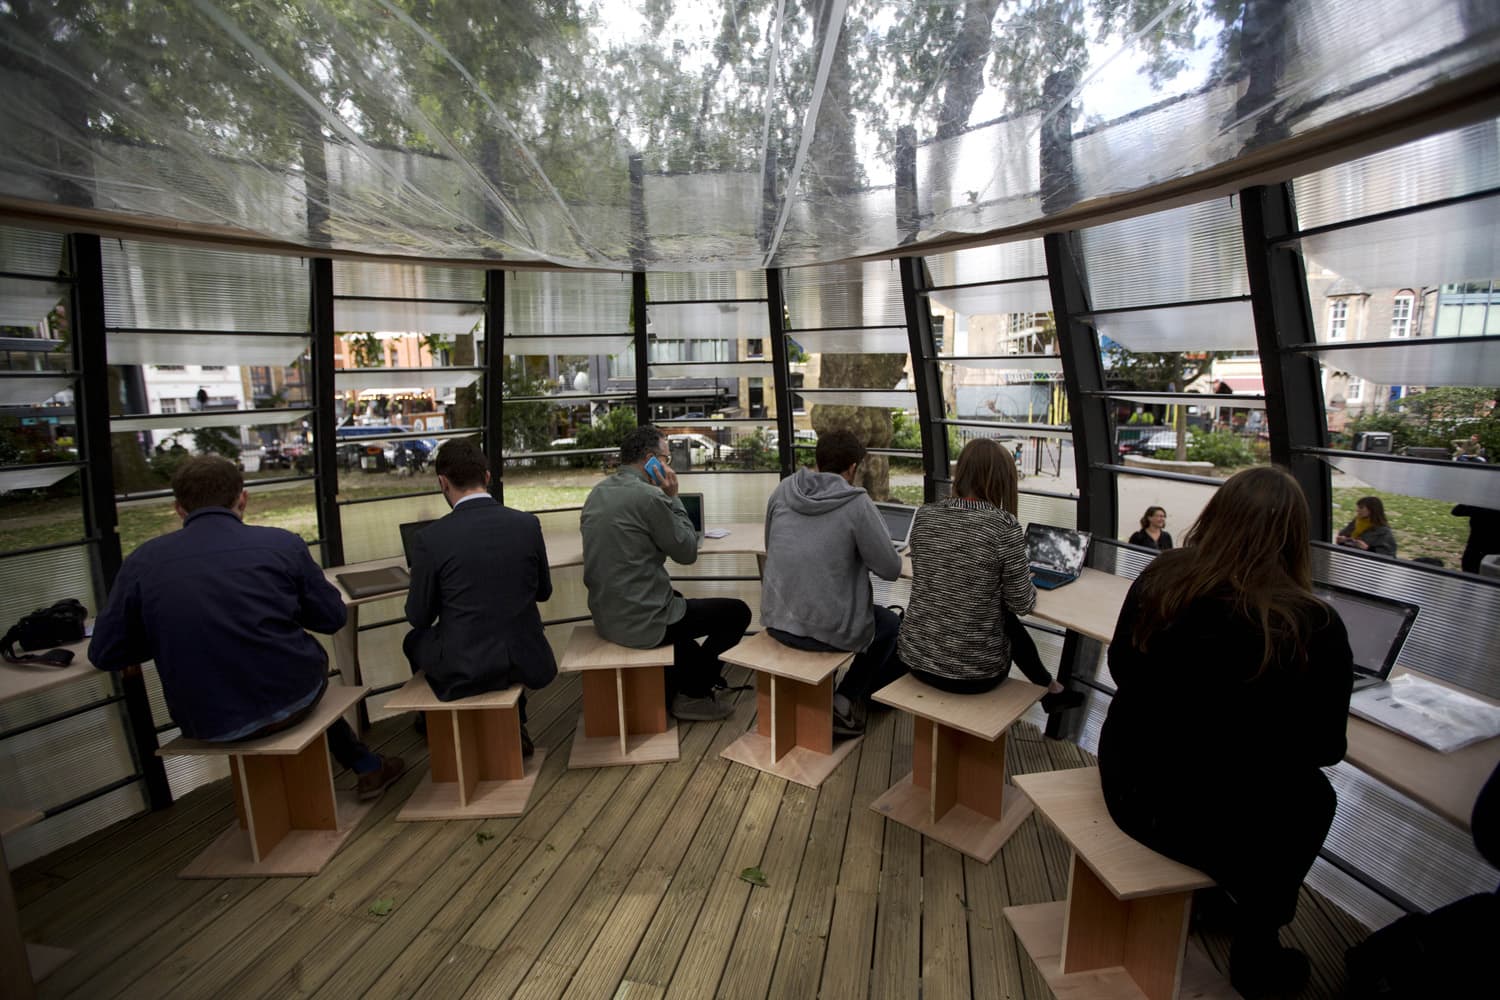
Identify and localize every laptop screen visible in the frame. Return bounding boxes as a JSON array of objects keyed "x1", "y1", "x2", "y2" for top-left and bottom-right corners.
[
  {"x1": 1313, "y1": 583, "x2": 1419, "y2": 678},
  {"x1": 1026, "y1": 523, "x2": 1090, "y2": 575},
  {"x1": 398, "y1": 519, "x2": 436, "y2": 566},
  {"x1": 678, "y1": 493, "x2": 704, "y2": 535},
  {"x1": 873, "y1": 502, "x2": 917, "y2": 547}
]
